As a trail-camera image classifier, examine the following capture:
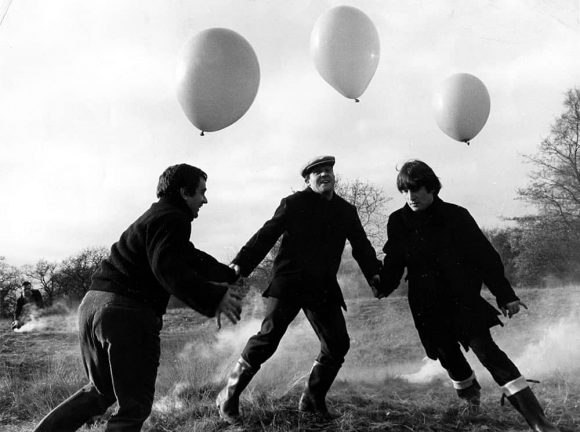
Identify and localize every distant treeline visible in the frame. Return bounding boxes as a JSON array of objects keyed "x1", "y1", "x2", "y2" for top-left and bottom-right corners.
[{"x1": 0, "y1": 247, "x2": 109, "y2": 318}]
